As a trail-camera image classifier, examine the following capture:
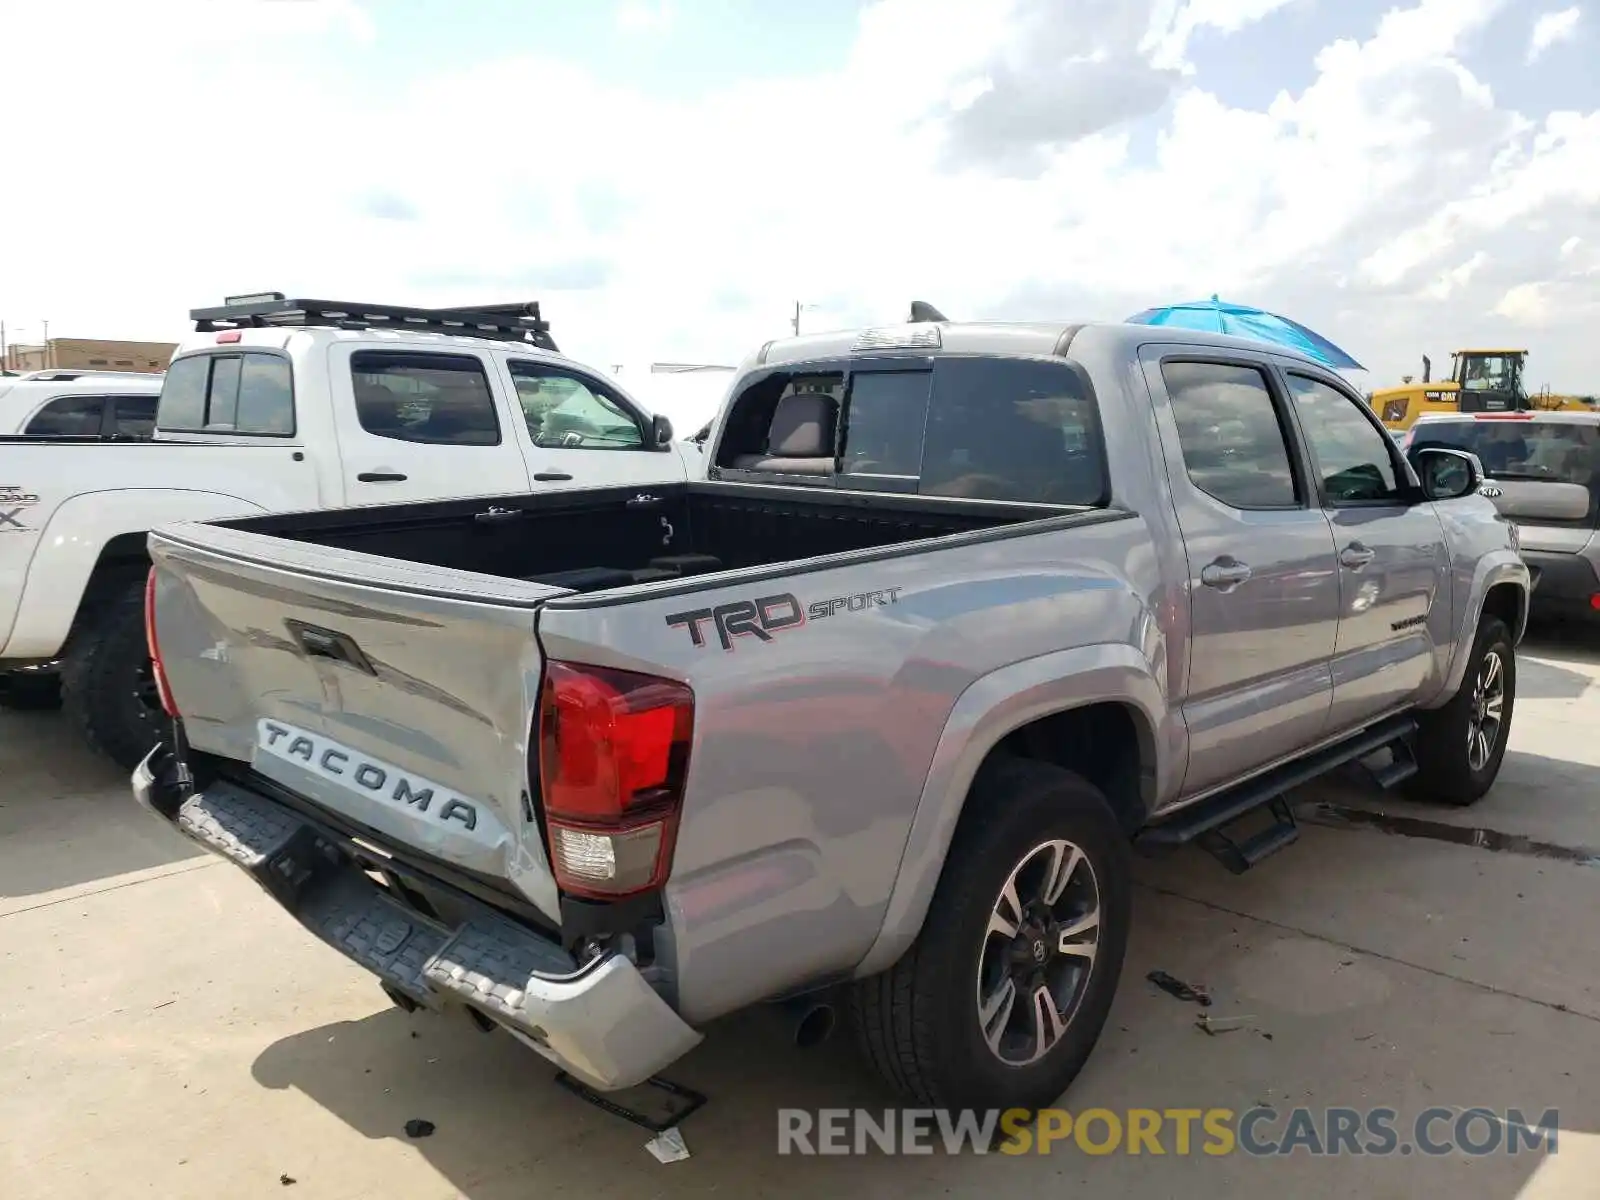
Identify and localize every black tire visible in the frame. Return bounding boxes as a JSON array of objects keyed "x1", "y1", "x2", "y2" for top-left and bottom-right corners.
[
  {"x1": 1406, "y1": 615, "x2": 1515, "y2": 806},
  {"x1": 0, "y1": 672, "x2": 62, "y2": 710},
  {"x1": 59, "y1": 582, "x2": 166, "y2": 770},
  {"x1": 848, "y1": 757, "x2": 1131, "y2": 1112}
]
